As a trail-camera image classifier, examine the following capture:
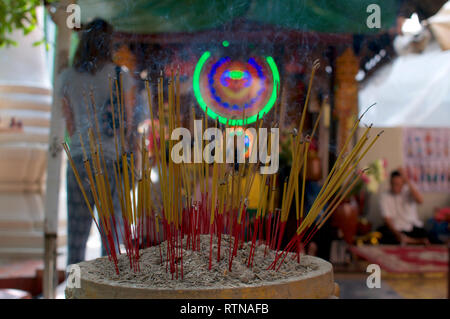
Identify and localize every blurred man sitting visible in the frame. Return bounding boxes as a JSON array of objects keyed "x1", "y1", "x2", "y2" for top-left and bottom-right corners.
[{"x1": 378, "y1": 168, "x2": 430, "y2": 245}]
